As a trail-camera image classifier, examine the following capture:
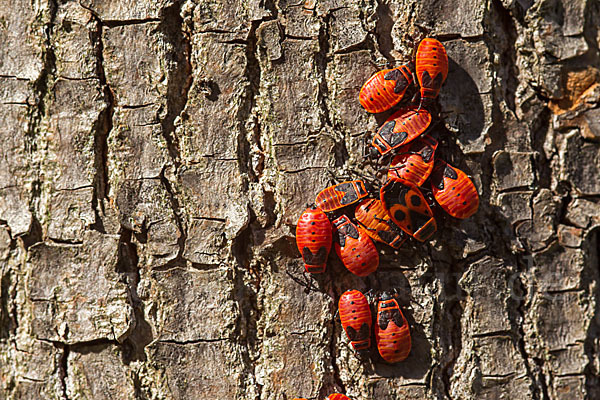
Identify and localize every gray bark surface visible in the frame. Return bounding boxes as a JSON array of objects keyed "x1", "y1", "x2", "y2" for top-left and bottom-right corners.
[{"x1": 0, "y1": 0, "x2": 599, "y2": 399}]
